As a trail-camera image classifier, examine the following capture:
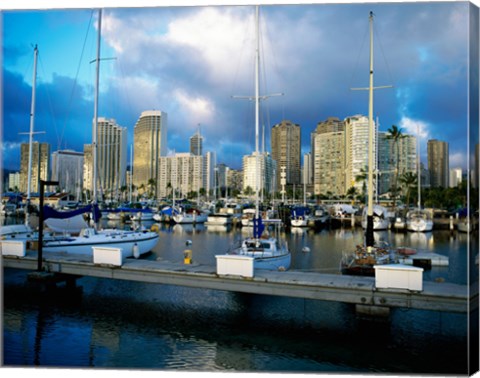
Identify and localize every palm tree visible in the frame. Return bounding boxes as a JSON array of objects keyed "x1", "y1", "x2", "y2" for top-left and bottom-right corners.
[
  {"x1": 386, "y1": 125, "x2": 405, "y2": 211},
  {"x1": 346, "y1": 186, "x2": 357, "y2": 205},
  {"x1": 147, "y1": 178, "x2": 157, "y2": 200},
  {"x1": 355, "y1": 167, "x2": 368, "y2": 203},
  {"x1": 399, "y1": 171, "x2": 417, "y2": 208}
]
